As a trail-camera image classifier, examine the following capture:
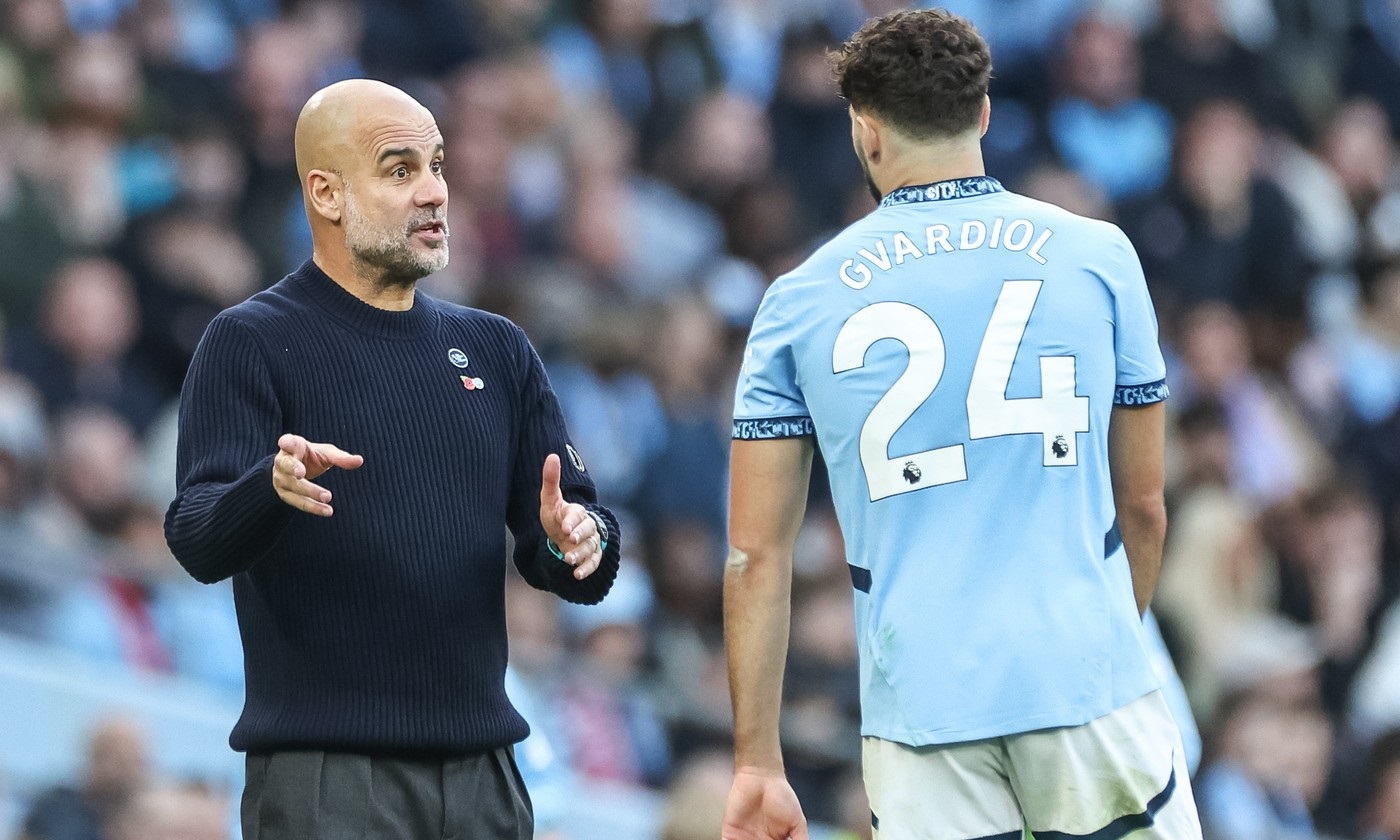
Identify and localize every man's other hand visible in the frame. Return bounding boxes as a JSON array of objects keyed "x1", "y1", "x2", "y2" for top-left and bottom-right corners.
[
  {"x1": 539, "y1": 453, "x2": 602, "y2": 580},
  {"x1": 273, "y1": 433, "x2": 364, "y2": 516}
]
